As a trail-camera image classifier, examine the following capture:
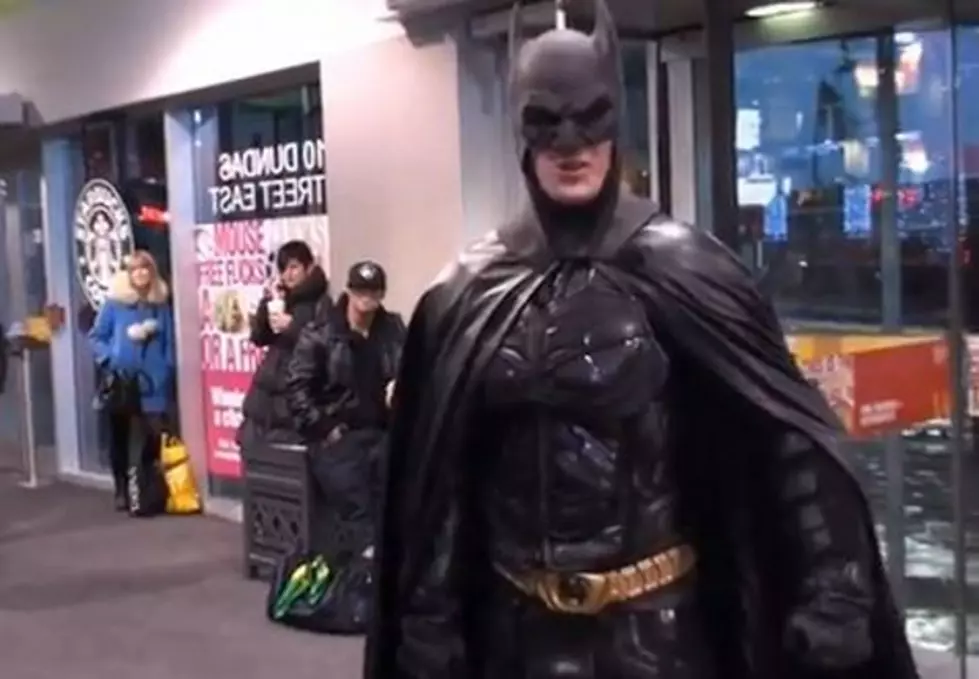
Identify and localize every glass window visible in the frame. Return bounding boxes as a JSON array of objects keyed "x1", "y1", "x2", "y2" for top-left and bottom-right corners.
[
  {"x1": 735, "y1": 26, "x2": 972, "y2": 657},
  {"x1": 622, "y1": 41, "x2": 651, "y2": 196},
  {"x1": 122, "y1": 116, "x2": 170, "y2": 282},
  {"x1": 190, "y1": 83, "x2": 327, "y2": 500},
  {"x1": 193, "y1": 84, "x2": 324, "y2": 224},
  {"x1": 737, "y1": 33, "x2": 957, "y2": 328}
]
